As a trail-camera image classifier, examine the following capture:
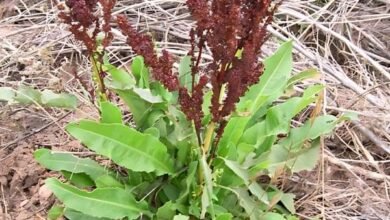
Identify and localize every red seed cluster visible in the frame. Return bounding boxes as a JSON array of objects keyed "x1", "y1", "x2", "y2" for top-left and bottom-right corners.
[
  {"x1": 58, "y1": 0, "x2": 115, "y2": 54},
  {"x1": 186, "y1": 0, "x2": 279, "y2": 123},
  {"x1": 59, "y1": 0, "x2": 280, "y2": 146},
  {"x1": 117, "y1": 15, "x2": 180, "y2": 92}
]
